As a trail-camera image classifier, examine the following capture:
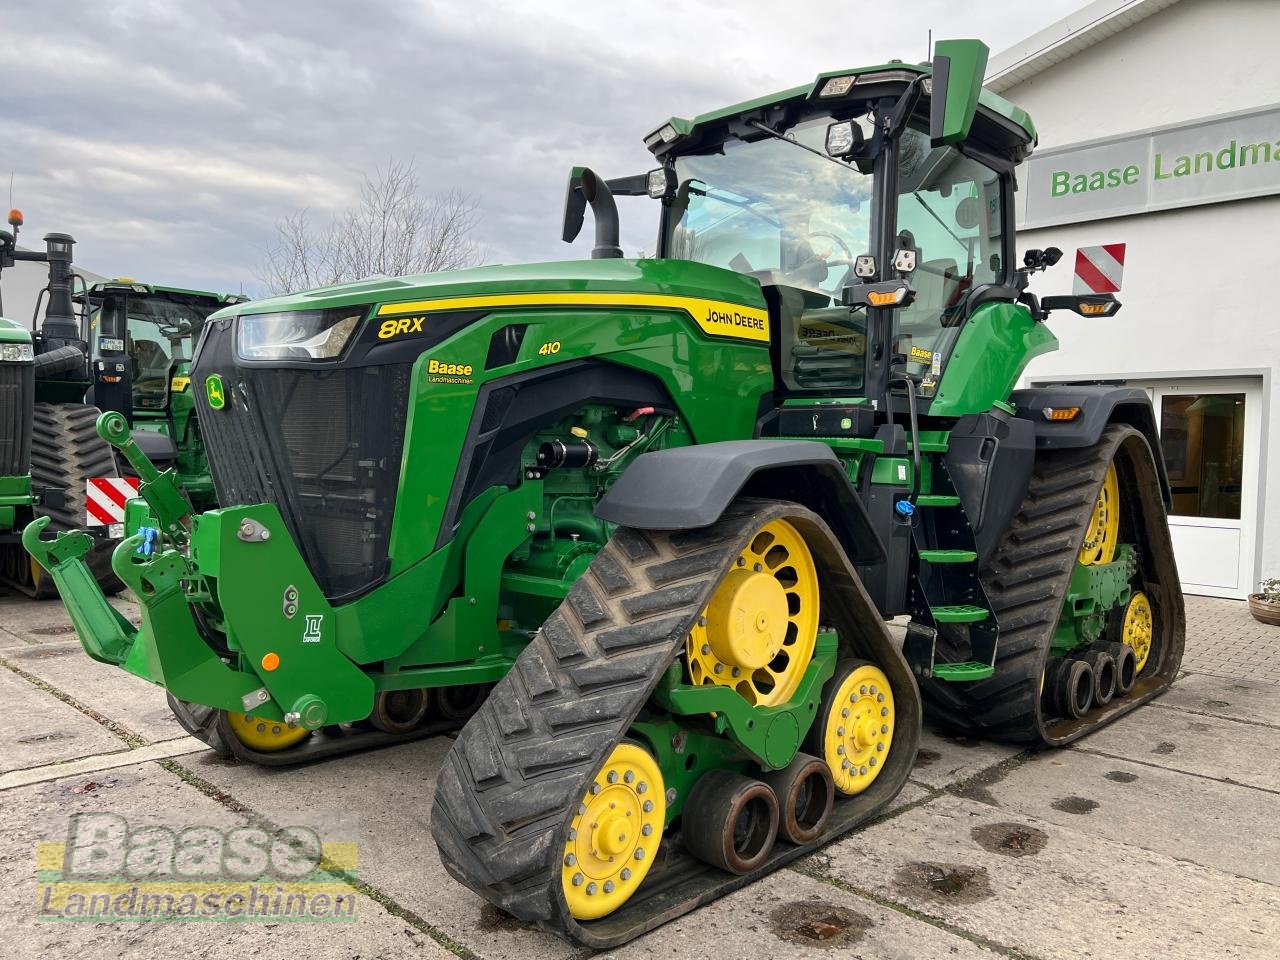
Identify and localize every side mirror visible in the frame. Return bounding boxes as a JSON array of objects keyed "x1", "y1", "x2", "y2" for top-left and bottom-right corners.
[{"x1": 928, "y1": 39, "x2": 989, "y2": 147}]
